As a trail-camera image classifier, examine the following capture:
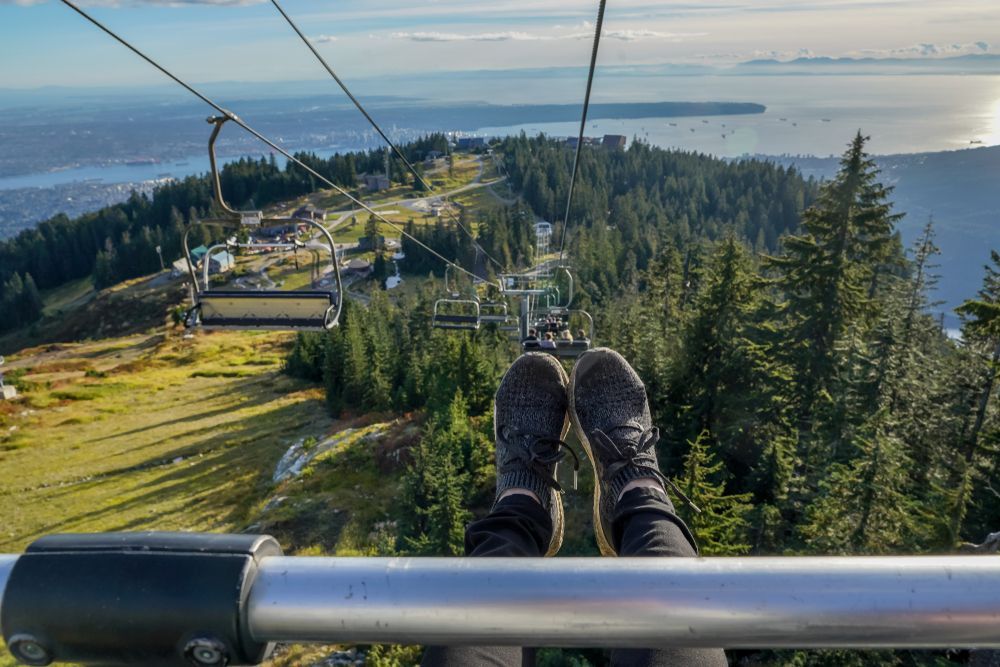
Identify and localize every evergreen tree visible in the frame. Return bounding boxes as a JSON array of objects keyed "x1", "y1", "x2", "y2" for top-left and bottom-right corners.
[
  {"x1": 677, "y1": 431, "x2": 752, "y2": 555},
  {"x1": 798, "y1": 413, "x2": 916, "y2": 554},
  {"x1": 365, "y1": 214, "x2": 383, "y2": 252},
  {"x1": 947, "y1": 250, "x2": 1000, "y2": 542},
  {"x1": 767, "y1": 133, "x2": 903, "y2": 491},
  {"x1": 671, "y1": 237, "x2": 792, "y2": 487},
  {"x1": 398, "y1": 391, "x2": 474, "y2": 555}
]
